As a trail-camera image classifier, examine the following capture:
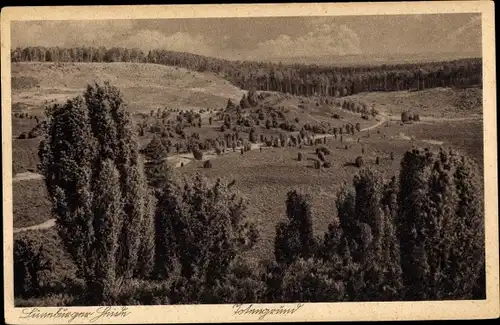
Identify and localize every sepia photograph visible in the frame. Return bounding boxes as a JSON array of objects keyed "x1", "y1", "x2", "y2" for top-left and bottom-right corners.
[{"x1": 2, "y1": 2, "x2": 499, "y2": 323}]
